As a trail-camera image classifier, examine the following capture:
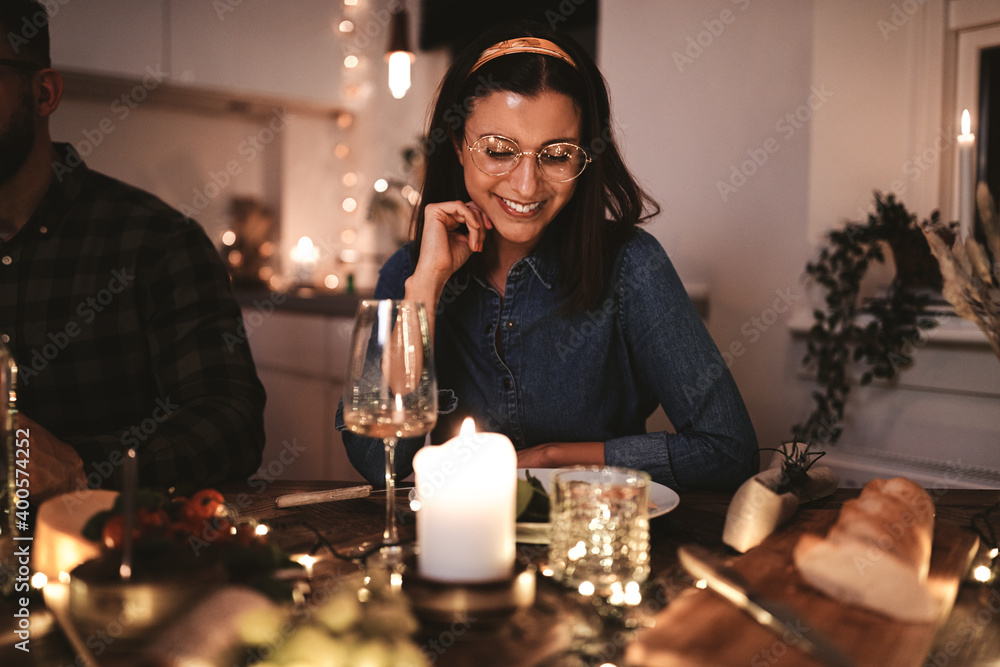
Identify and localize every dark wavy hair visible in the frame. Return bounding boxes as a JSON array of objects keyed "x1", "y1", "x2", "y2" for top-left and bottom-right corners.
[{"x1": 413, "y1": 21, "x2": 659, "y2": 313}]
